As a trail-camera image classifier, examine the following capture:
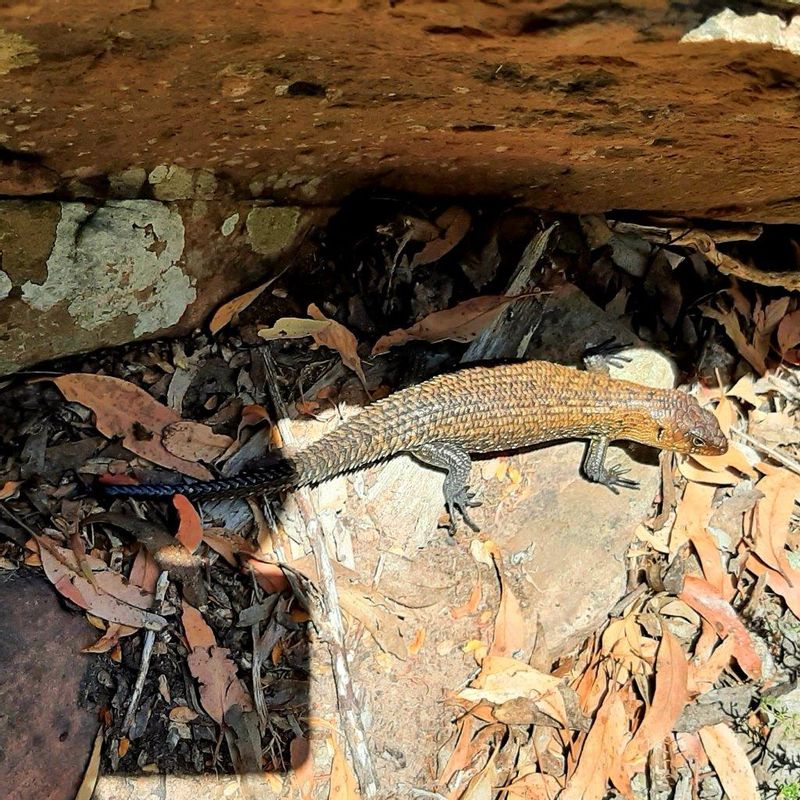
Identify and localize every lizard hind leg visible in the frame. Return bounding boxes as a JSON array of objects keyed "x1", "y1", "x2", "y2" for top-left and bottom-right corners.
[{"x1": 411, "y1": 441, "x2": 481, "y2": 533}]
